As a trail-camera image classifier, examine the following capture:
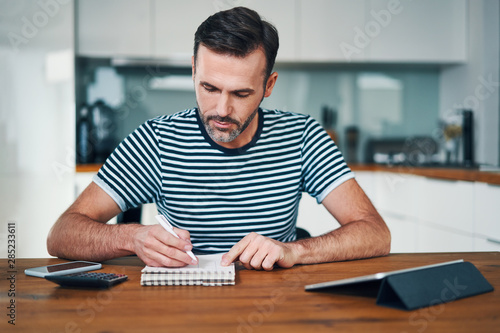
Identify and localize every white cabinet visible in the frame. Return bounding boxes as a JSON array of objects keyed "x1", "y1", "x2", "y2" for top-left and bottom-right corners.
[
  {"x1": 354, "y1": 171, "x2": 376, "y2": 201},
  {"x1": 372, "y1": 172, "x2": 421, "y2": 220},
  {"x1": 243, "y1": 0, "x2": 297, "y2": 62},
  {"x1": 77, "y1": 0, "x2": 152, "y2": 57},
  {"x1": 77, "y1": 0, "x2": 466, "y2": 64},
  {"x1": 383, "y1": 213, "x2": 418, "y2": 253},
  {"x1": 154, "y1": 0, "x2": 297, "y2": 62},
  {"x1": 298, "y1": 0, "x2": 467, "y2": 63},
  {"x1": 474, "y1": 182, "x2": 500, "y2": 243},
  {"x1": 75, "y1": 0, "x2": 306, "y2": 60},
  {"x1": 78, "y1": 0, "x2": 296, "y2": 61},
  {"x1": 474, "y1": 238, "x2": 500, "y2": 252},
  {"x1": 368, "y1": 0, "x2": 467, "y2": 63},
  {"x1": 298, "y1": 0, "x2": 366, "y2": 62},
  {"x1": 417, "y1": 223, "x2": 475, "y2": 252},
  {"x1": 296, "y1": 194, "x2": 340, "y2": 237},
  {"x1": 419, "y1": 178, "x2": 475, "y2": 234},
  {"x1": 298, "y1": 170, "x2": 500, "y2": 254},
  {"x1": 153, "y1": 0, "x2": 215, "y2": 61},
  {"x1": 357, "y1": 171, "x2": 486, "y2": 253}
]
